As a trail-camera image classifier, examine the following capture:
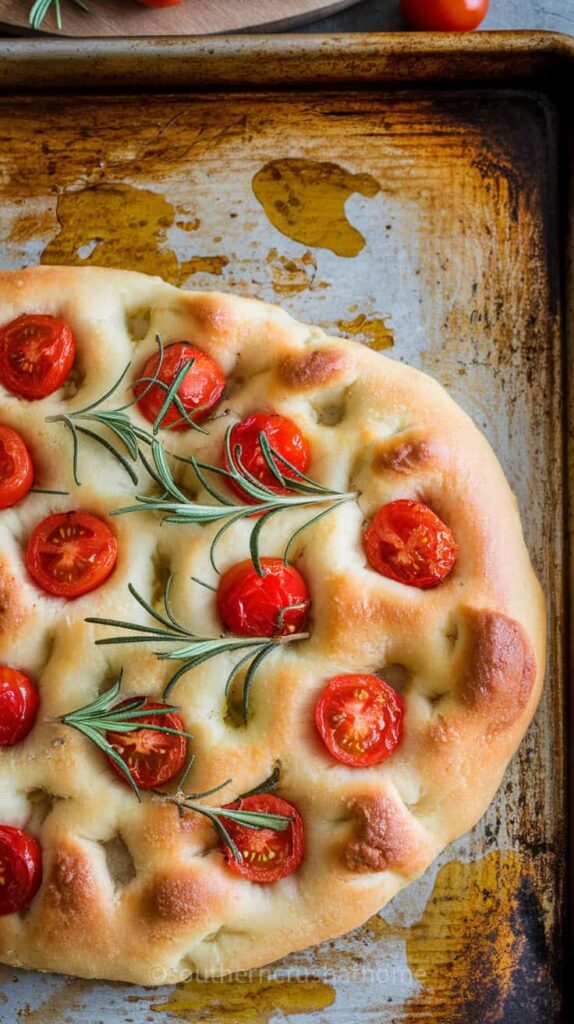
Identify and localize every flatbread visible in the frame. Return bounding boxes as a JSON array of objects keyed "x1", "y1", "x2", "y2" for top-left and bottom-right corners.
[{"x1": 0, "y1": 266, "x2": 545, "y2": 984}]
